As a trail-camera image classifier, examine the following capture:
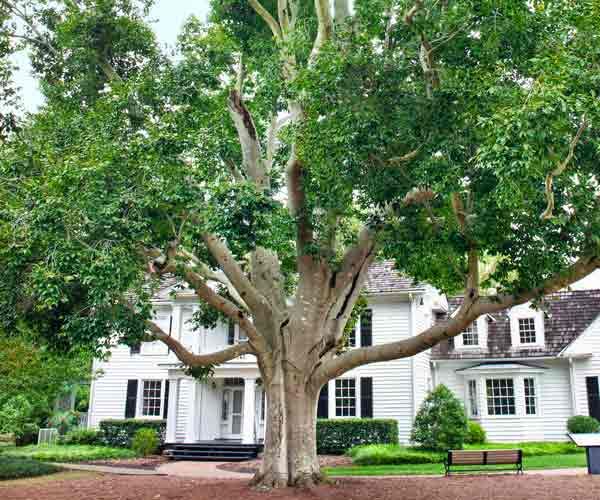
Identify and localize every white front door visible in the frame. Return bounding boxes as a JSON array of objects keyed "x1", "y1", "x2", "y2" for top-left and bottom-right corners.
[{"x1": 221, "y1": 388, "x2": 244, "y2": 439}]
